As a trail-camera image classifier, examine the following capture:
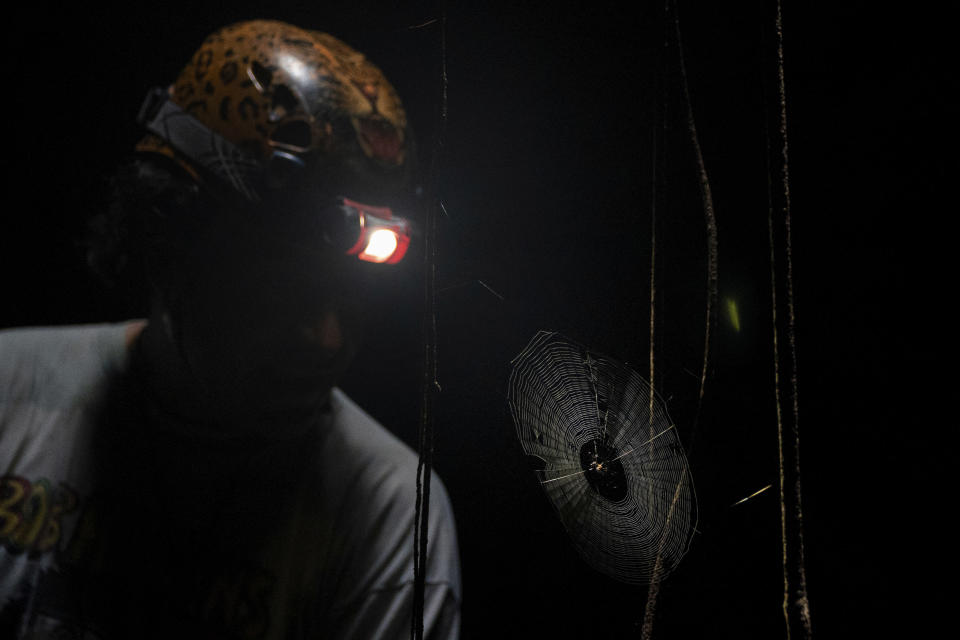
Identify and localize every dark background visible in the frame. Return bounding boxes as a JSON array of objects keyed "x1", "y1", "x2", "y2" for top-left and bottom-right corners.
[{"x1": 2, "y1": 1, "x2": 948, "y2": 637}]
